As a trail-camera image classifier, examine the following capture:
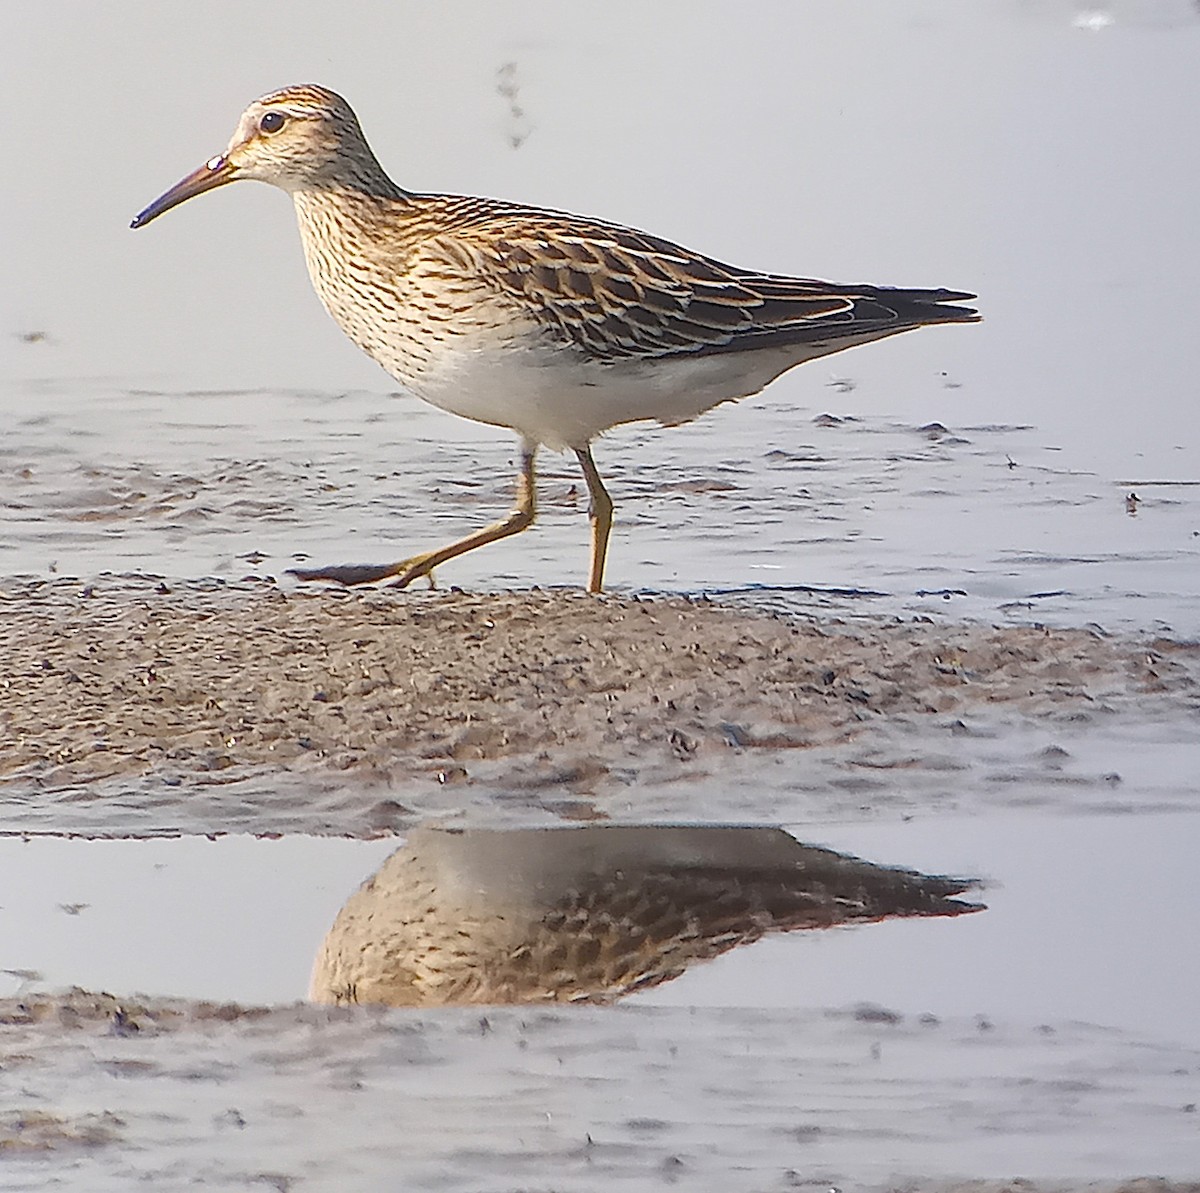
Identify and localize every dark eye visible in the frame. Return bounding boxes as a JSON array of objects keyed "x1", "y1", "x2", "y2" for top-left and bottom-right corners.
[{"x1": 259, "y1": 111, "x2": 286, "y2": 134}]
